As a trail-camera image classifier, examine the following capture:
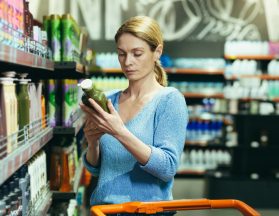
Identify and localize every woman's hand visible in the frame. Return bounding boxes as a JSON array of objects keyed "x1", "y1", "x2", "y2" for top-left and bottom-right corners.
[
  {"x1": 83, "y1": 117, "x2": 104, "y2": 146},
  {"x1": 80, "y1": 98, "x2": 126, "y2": 138}
]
